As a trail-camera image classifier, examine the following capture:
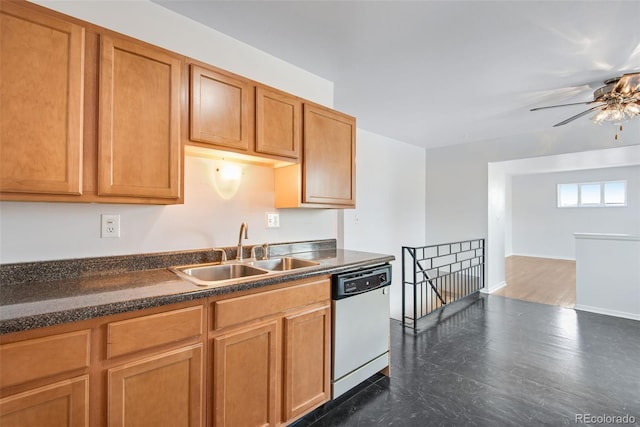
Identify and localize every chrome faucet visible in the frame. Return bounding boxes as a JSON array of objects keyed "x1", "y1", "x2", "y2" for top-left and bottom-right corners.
[{"x1": 236, "y1": 222, "x2": 248, "y2": 260}]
